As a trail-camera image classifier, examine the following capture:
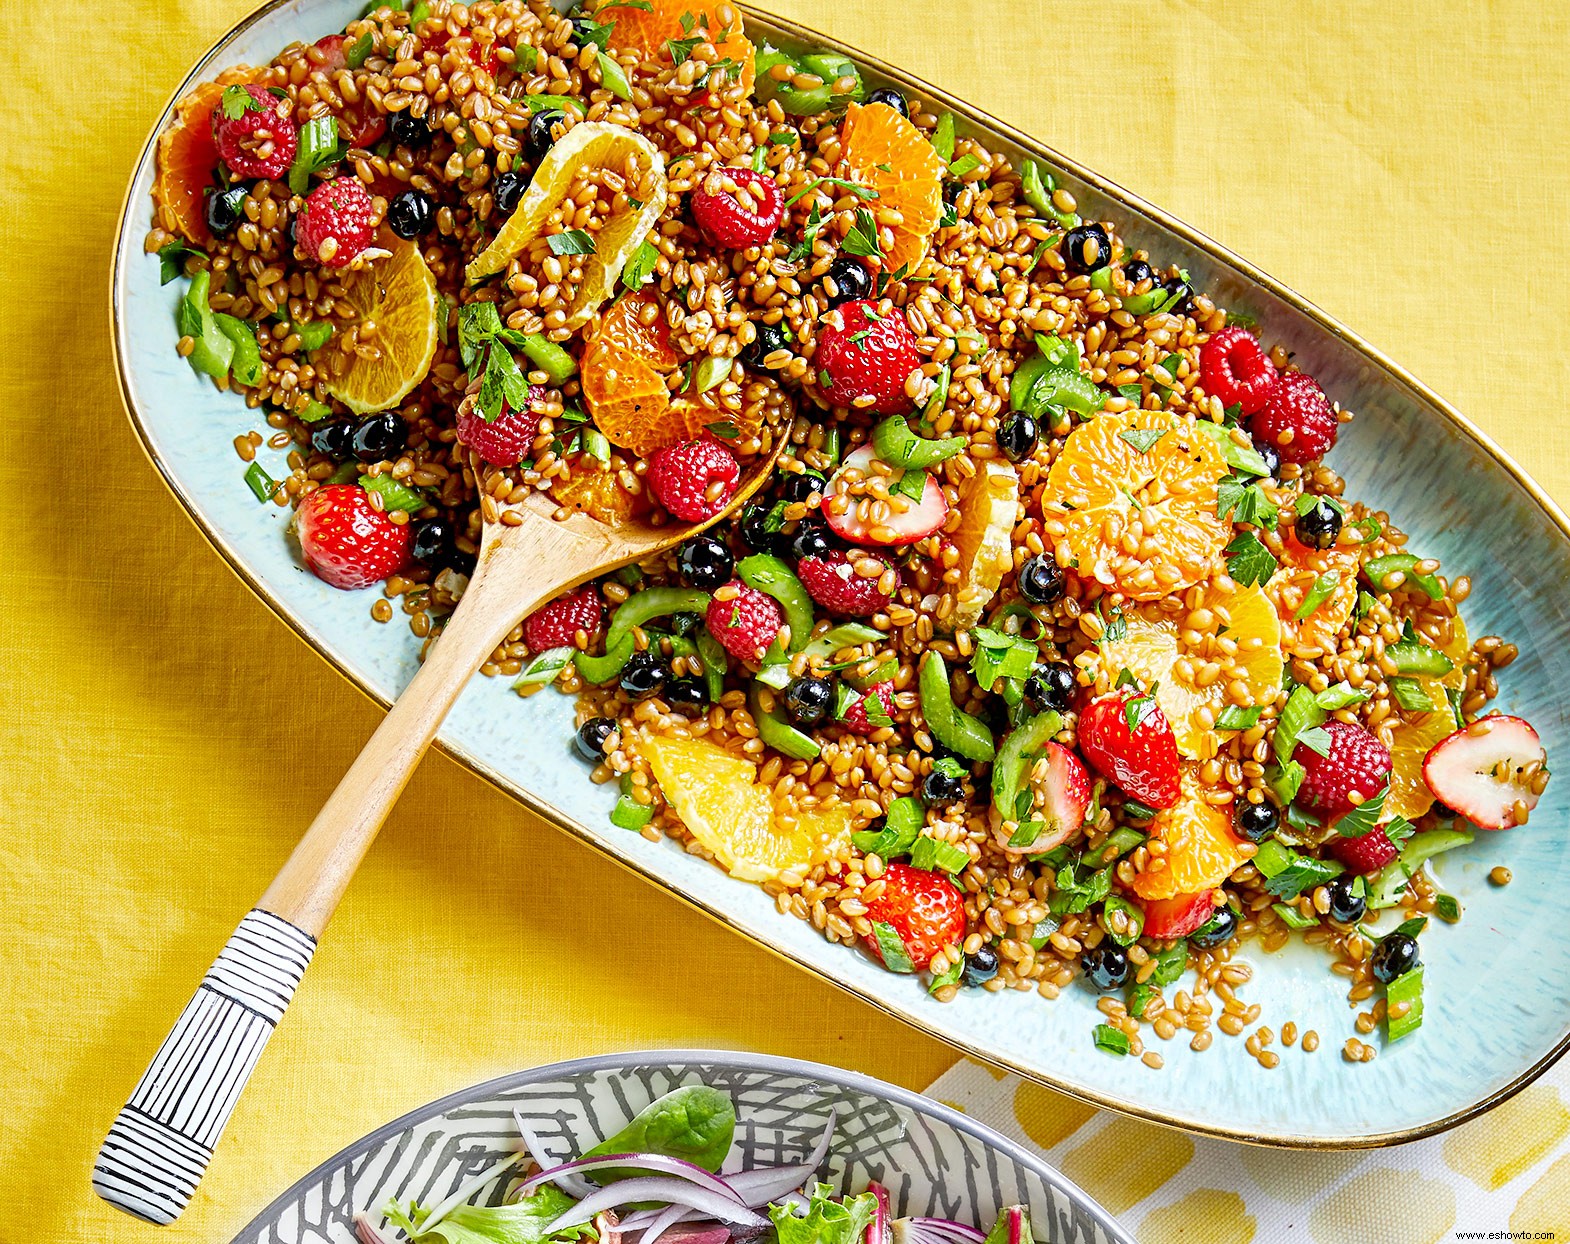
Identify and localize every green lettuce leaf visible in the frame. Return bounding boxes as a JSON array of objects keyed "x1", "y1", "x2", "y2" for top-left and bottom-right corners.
[
  {"x1": 384, "y1": 1185, "x2": 590, "y2": 1244},
  {"x1": 769, "y1": 1185, "x2": 878, "y2": 1244}
]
